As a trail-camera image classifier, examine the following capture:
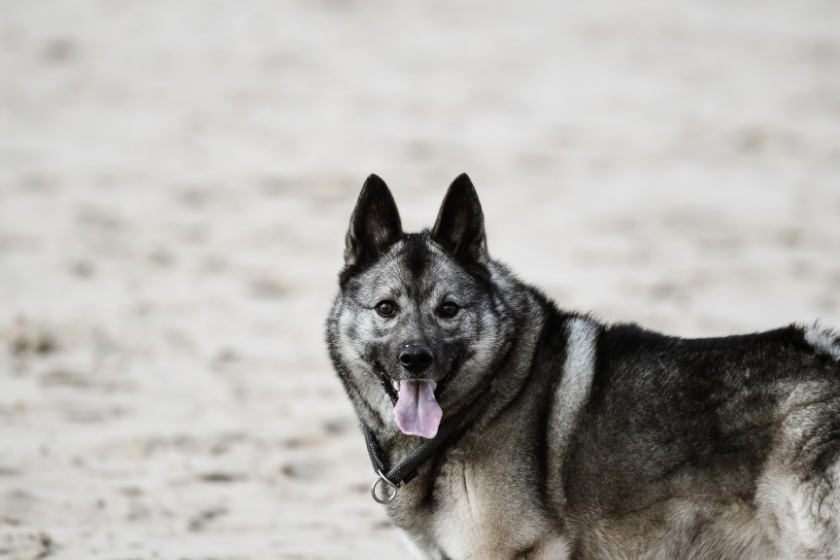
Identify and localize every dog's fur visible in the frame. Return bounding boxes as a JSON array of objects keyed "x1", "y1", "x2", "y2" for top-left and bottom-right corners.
[{"x1": 326, "y1": 174, "x2": 840, "y2": 560}]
